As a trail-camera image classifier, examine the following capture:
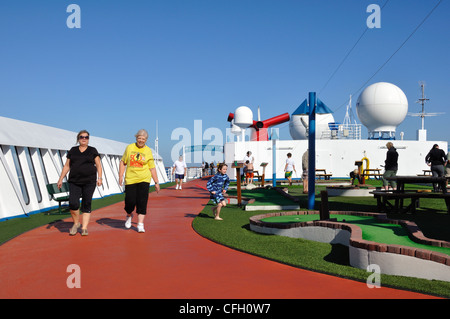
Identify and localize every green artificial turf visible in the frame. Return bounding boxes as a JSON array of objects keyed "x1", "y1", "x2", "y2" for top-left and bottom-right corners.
[
  {"x1": 227, "y1": 187, "x2": 295, "y2": 206},
  {"x1": 193, "y1": 180, "x2": 450, "y2": 298}
]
